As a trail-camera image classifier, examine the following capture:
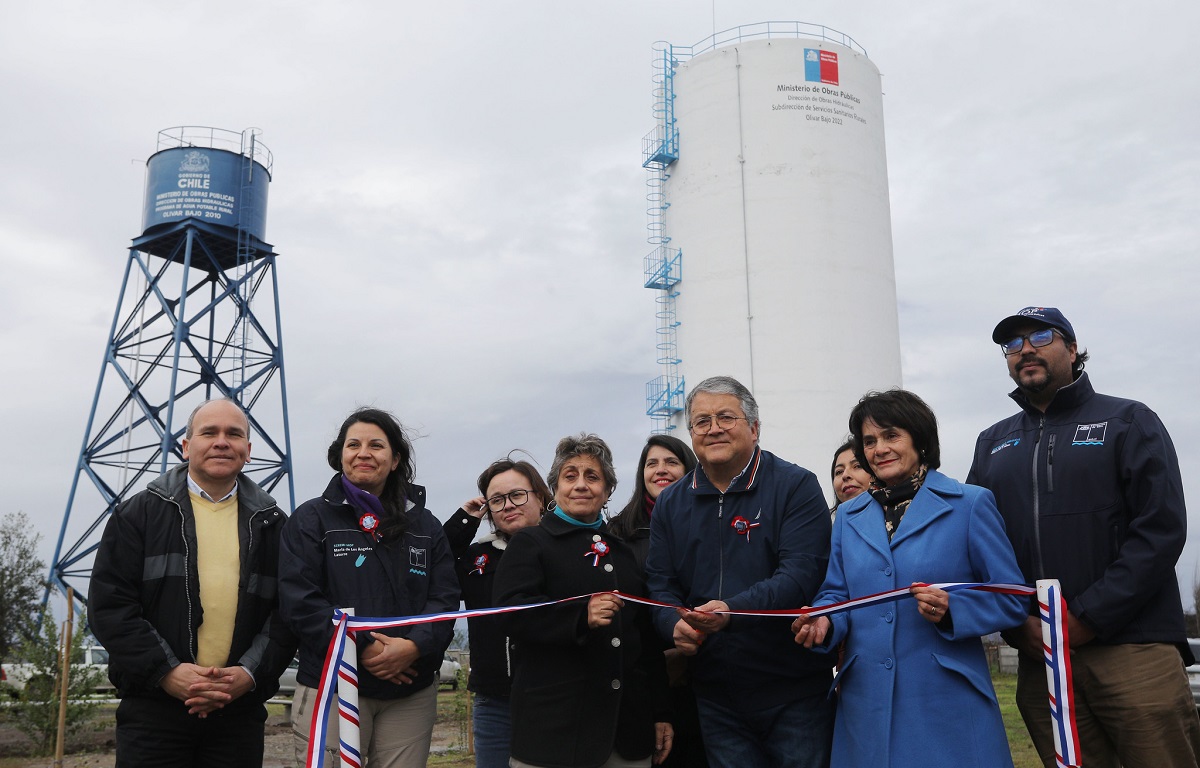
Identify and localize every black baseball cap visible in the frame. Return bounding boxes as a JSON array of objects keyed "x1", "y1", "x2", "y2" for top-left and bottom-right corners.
[{"x1": 991, "y1": 307, "x2": 1076, "y2": 344}]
